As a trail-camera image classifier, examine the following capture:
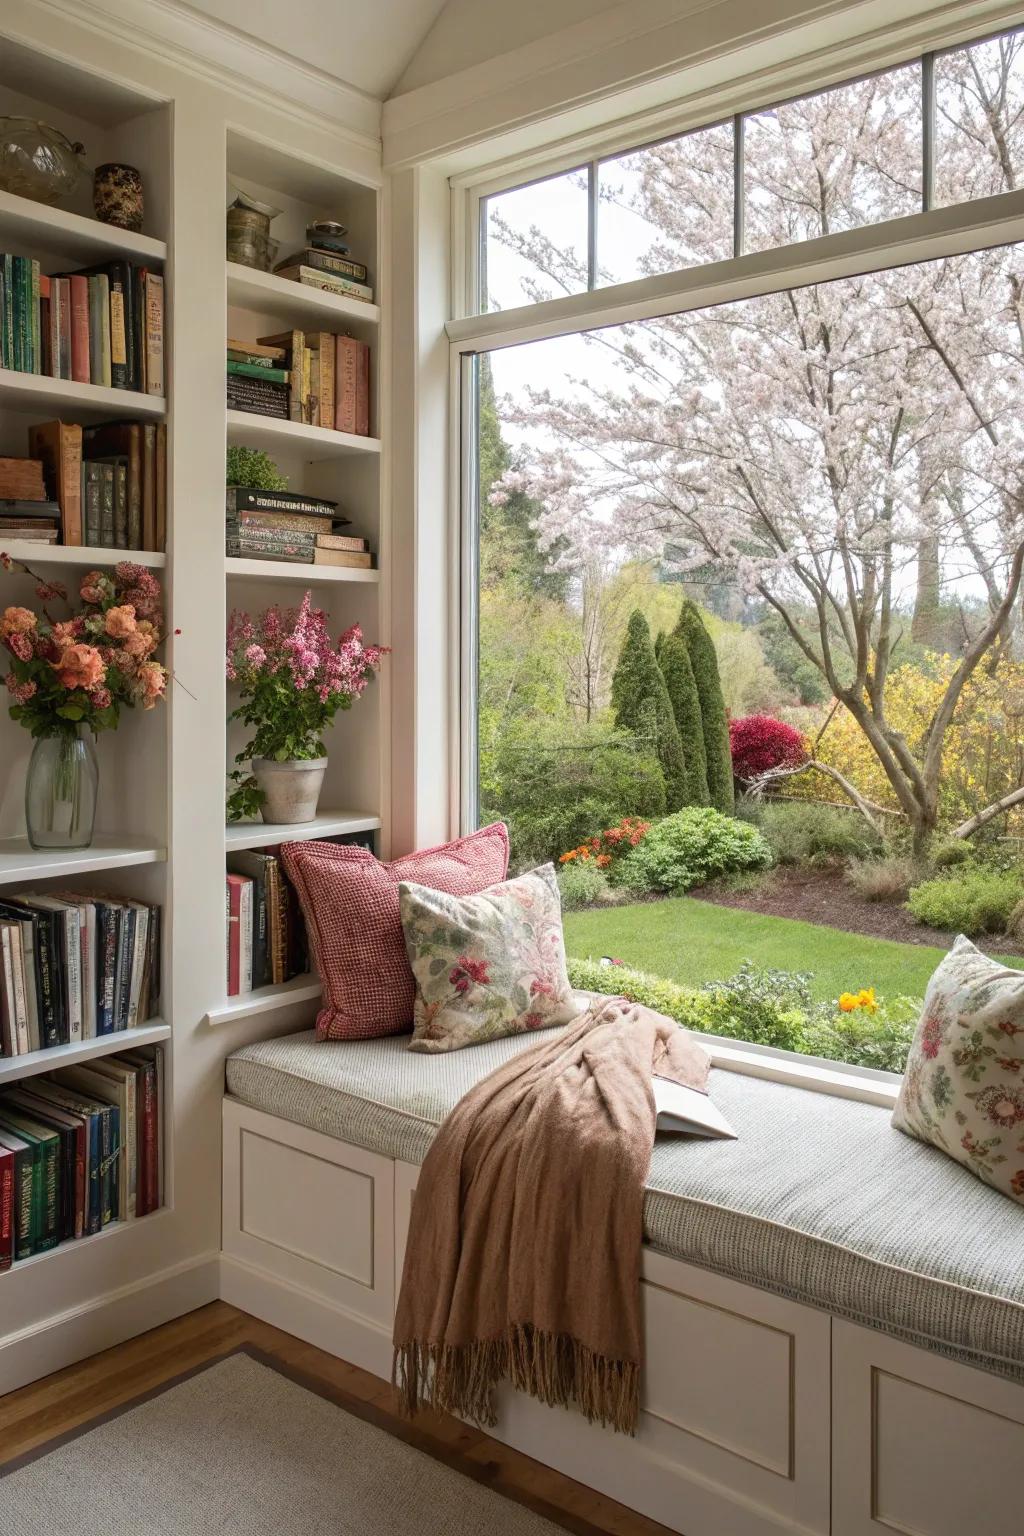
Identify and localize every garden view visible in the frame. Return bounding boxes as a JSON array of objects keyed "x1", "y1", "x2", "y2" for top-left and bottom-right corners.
[{"x1": 473, "y1": 31, "x2": 1024, "y2": 1071}]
